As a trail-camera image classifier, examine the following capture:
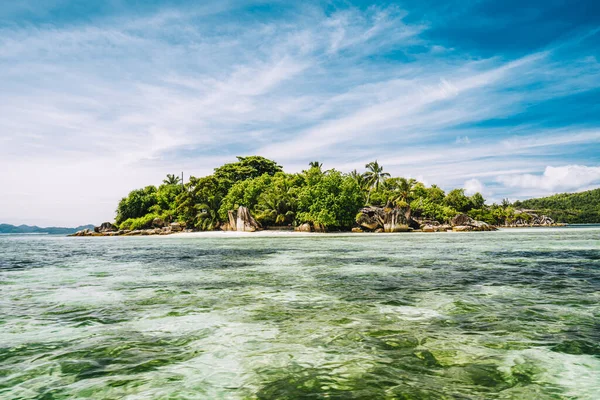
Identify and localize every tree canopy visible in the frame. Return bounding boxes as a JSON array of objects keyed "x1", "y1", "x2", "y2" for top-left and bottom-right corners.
[
  {"x1": 213, "y1": 156, "x2": 283, "y2": 187},
  {"x1": 112, "y1": 156, "x2": 598, "y2": 231},
  {"x1": 116, "y1": 186, "x2": 158, "y2": 225}
]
